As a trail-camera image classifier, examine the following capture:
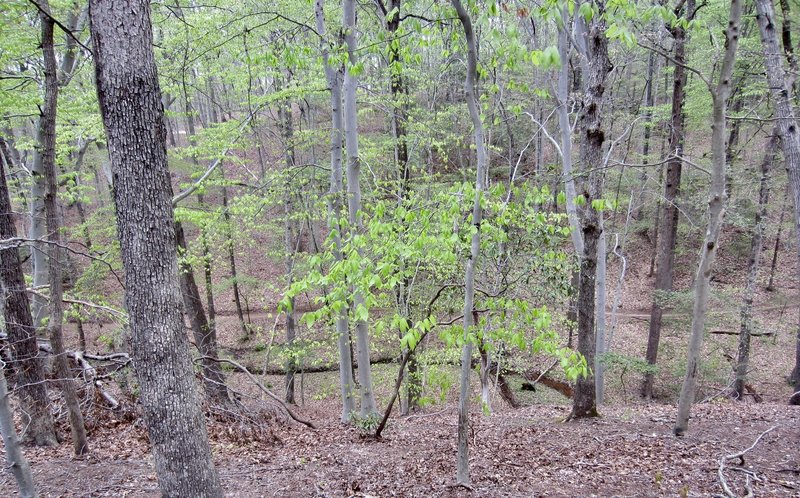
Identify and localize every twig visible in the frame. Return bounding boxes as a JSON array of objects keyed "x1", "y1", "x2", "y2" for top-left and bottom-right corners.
[
  {"x1": 718, "y1": 426, "x2": 778, "y2": 497},
  {"x1": 199, "y1": 356, "x2": 316, "y2": 429}
]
